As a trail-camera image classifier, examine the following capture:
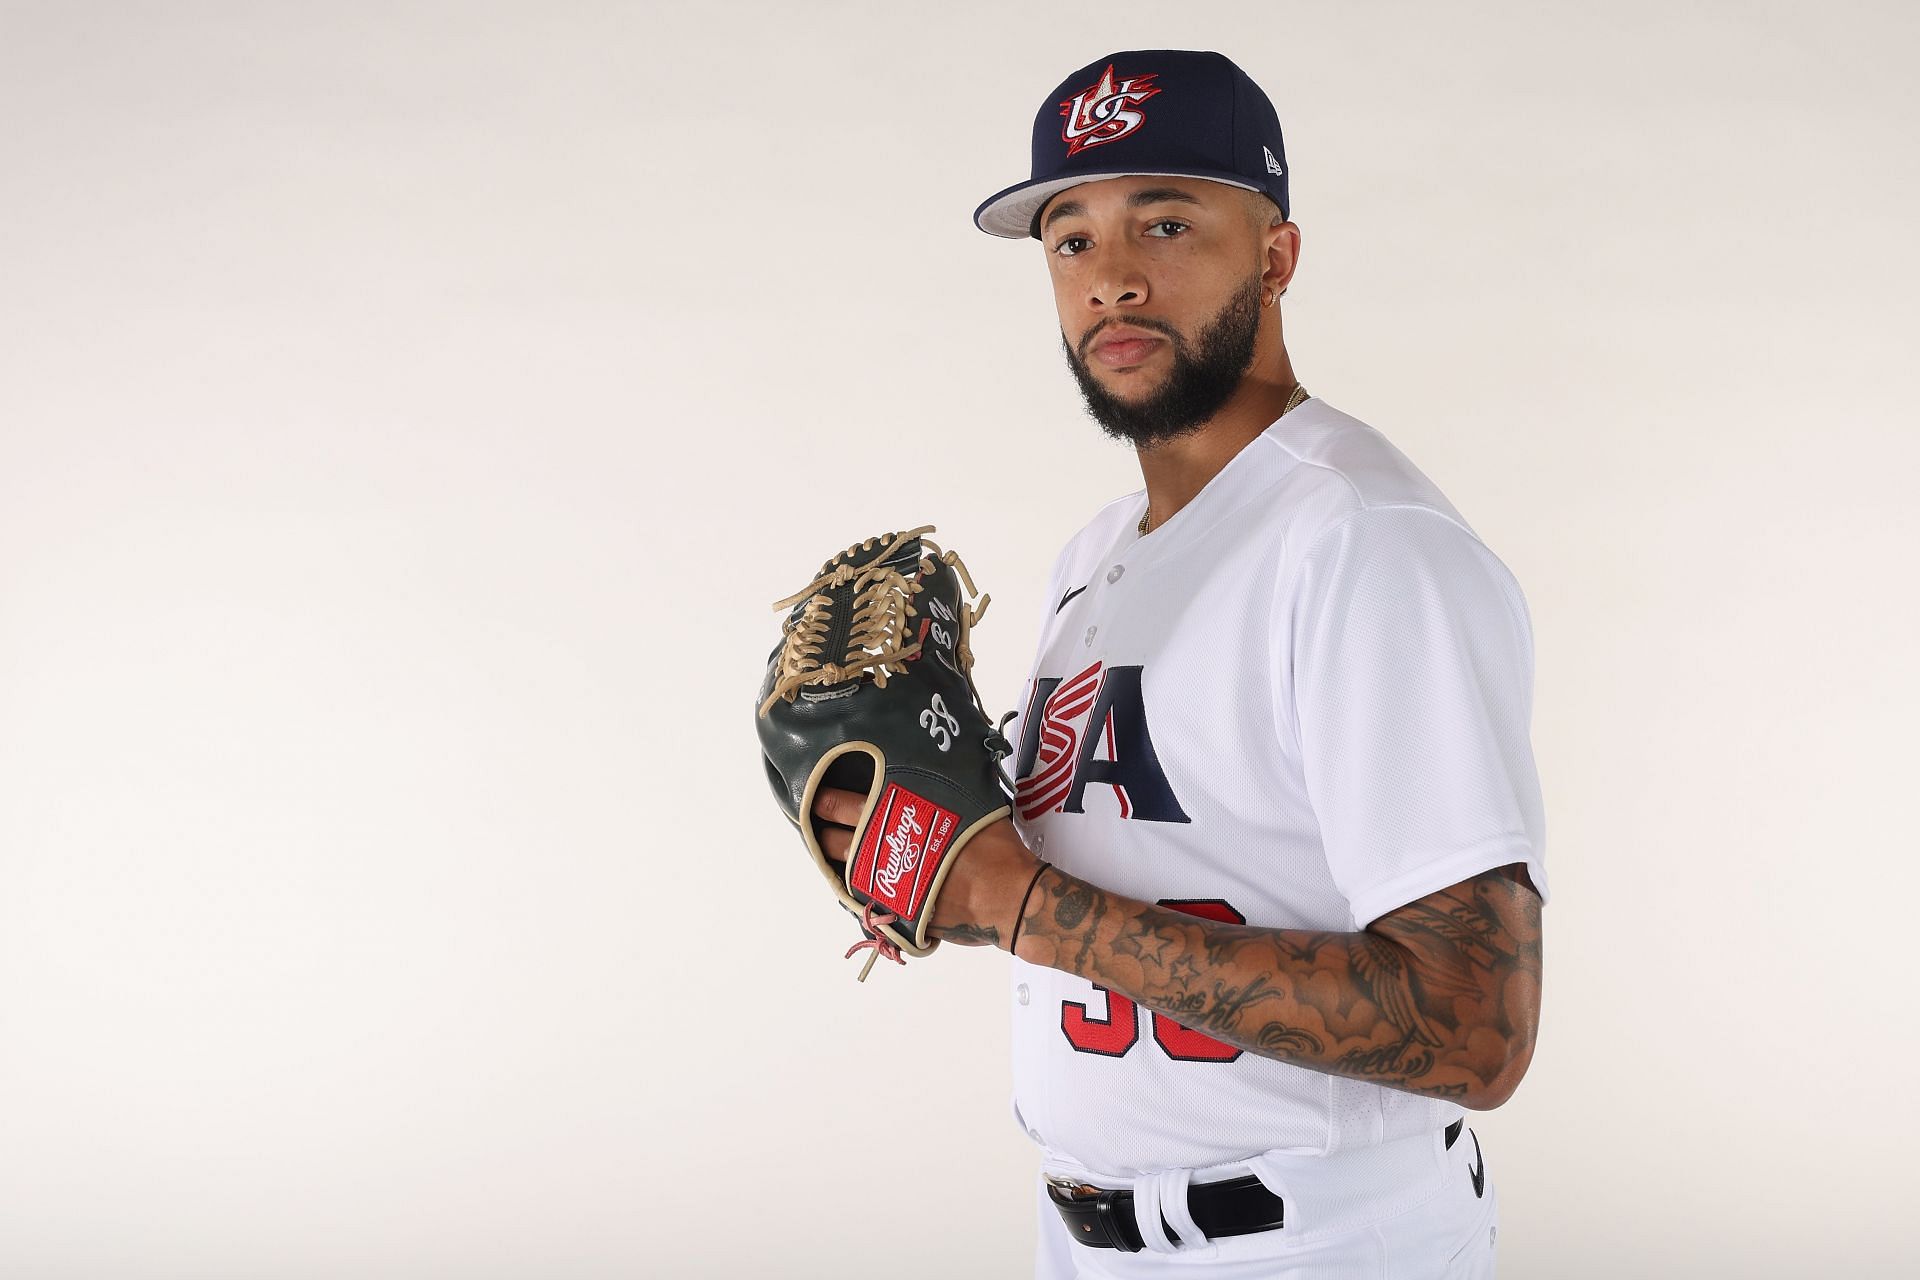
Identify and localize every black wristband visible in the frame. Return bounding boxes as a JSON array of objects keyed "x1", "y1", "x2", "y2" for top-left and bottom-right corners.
[{"x1": 1008, "y1": 860, "x2": 1052, "y2": 956}]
